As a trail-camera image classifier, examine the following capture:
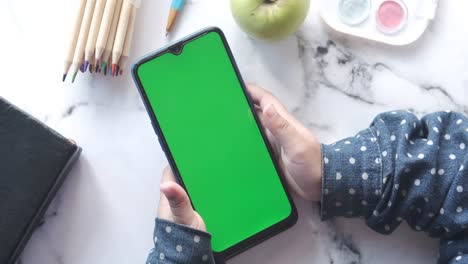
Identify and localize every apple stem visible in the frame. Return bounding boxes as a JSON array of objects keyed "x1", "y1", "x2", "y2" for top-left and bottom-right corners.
[{"x1": 265, "y1": 0, "x2": 277, "y2": 3}]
